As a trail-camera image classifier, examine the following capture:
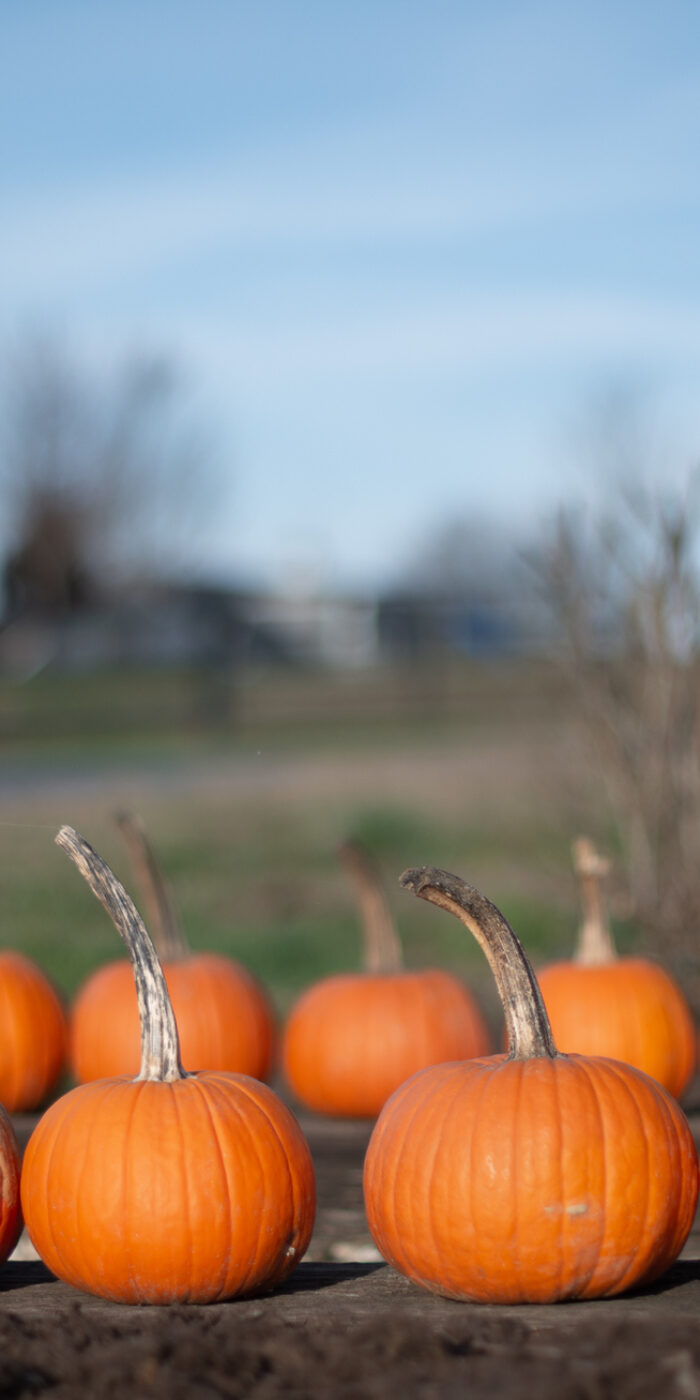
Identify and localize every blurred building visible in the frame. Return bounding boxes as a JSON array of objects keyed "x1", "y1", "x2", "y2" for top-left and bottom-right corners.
[{"x1": 0, "y1": 578, "x2": 525, "y2": 680}]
